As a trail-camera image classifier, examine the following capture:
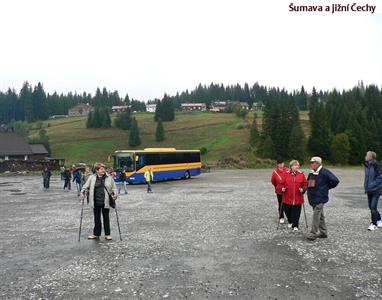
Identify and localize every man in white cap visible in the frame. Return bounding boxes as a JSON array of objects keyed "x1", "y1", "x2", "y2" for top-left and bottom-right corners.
[{"x1": 306, "y1": 156, "x2": 339, "y2": 241}]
